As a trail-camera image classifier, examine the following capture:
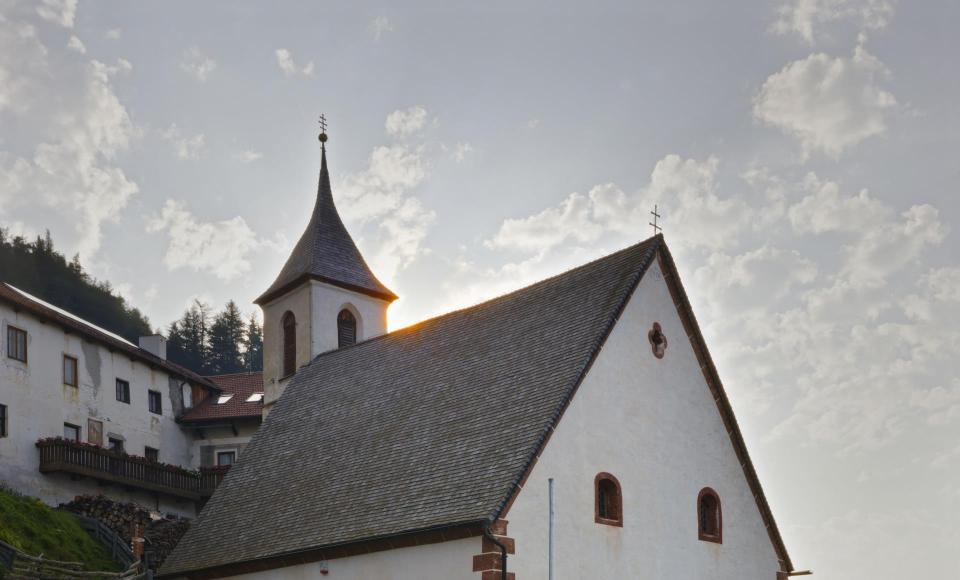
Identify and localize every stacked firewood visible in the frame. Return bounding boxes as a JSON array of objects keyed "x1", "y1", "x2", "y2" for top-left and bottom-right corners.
[
  {"x1": 59, "y1": 495, "x2": 191, "y2": 570},
  {"x1": 60, "y1": 495, "x2": 151, "y2": 539}
]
